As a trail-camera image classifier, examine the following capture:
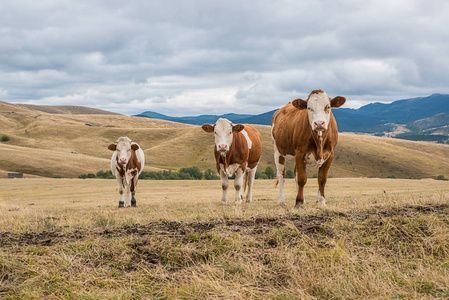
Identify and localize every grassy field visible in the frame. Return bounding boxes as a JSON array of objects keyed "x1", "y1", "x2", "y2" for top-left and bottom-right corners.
[
  {"x1": 2, "y1": 100, "x2": 449, "y2": 179},
  {"x1": 1, "y1": 178, "x2": 449, "y2": 299}
]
